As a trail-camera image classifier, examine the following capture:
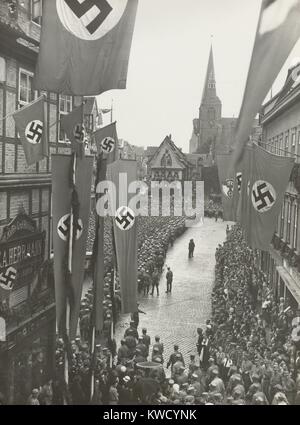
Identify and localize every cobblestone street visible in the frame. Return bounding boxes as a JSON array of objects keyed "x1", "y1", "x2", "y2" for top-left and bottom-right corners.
[{"x1": 116, "y1": 218, "x2": 228, "y2": 374}]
